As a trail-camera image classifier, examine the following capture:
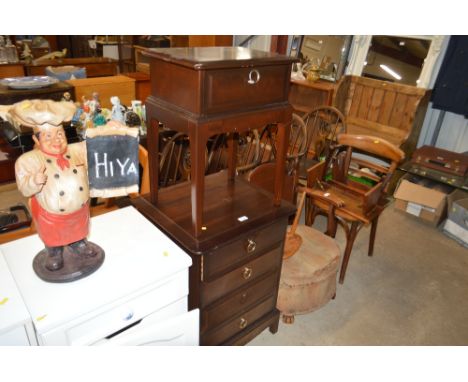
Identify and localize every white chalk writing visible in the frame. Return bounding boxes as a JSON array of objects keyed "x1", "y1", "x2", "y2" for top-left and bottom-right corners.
[{"x1": 94, "y1": 153, "x2": 137, "y2": 178}]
